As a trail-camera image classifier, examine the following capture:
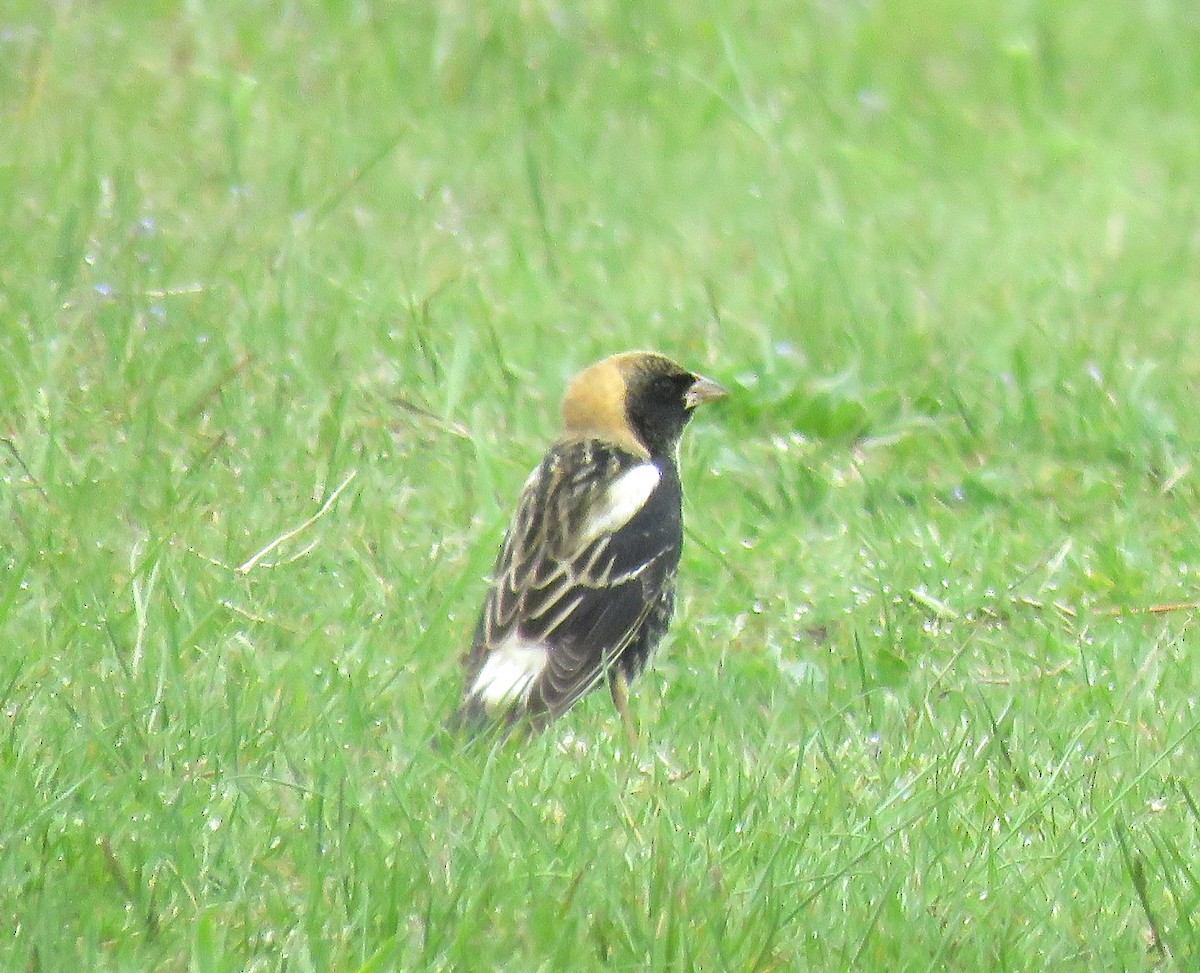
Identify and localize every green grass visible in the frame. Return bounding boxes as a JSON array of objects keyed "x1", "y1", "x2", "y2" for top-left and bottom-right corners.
[{"x1": 4, "y1": 1, "x2": 1200, "y2": 969}]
